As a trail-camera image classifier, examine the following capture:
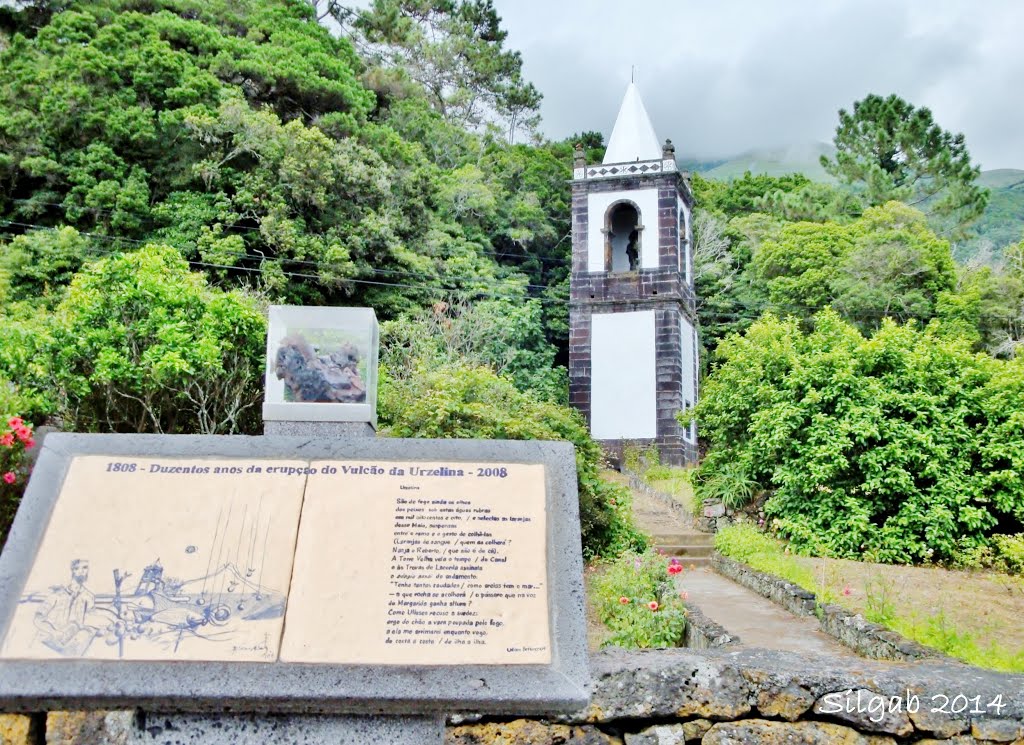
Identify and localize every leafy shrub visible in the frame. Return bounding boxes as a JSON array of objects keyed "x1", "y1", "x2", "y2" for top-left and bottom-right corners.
[
  {"x1": 0, "y1": 307, "x2": 56, "y2": 421},
  {"x1": 953, "y1": 534, "x2": 1024, "y2": 575},
  {"x1": 643, "y1": 464, "x2": 674, "y2": 482},
  {"x1": 380, "y1": 298, "x2": 567, "y2": 403},
  {"x1": 591, "y1": 550, "x2": 687, "y2": 648},
  {"x1": 691, "y1": 455, "x2": 758, "y2": 509},
  {"x1": 622, "y1": 442, "x2": 661, "y2": 473},
  {"x1": 992, "y1": 535, "x2": 1024, "y2": 575},
  {"x1": 380, "y1": 362, "x2": 645, "y2": 559},
  {"x1": 0, "y1": 386, "x2": 36, "y2": 548},
  {"x1": 49, "y1": 244, "x2": 266, "y2": 434},
  {"x1": 0, "y1": 228, "x2": 93, "y2": 307},
  {"x1": 695, "y1": 309, "x2": 1024, "y2": 564}
]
